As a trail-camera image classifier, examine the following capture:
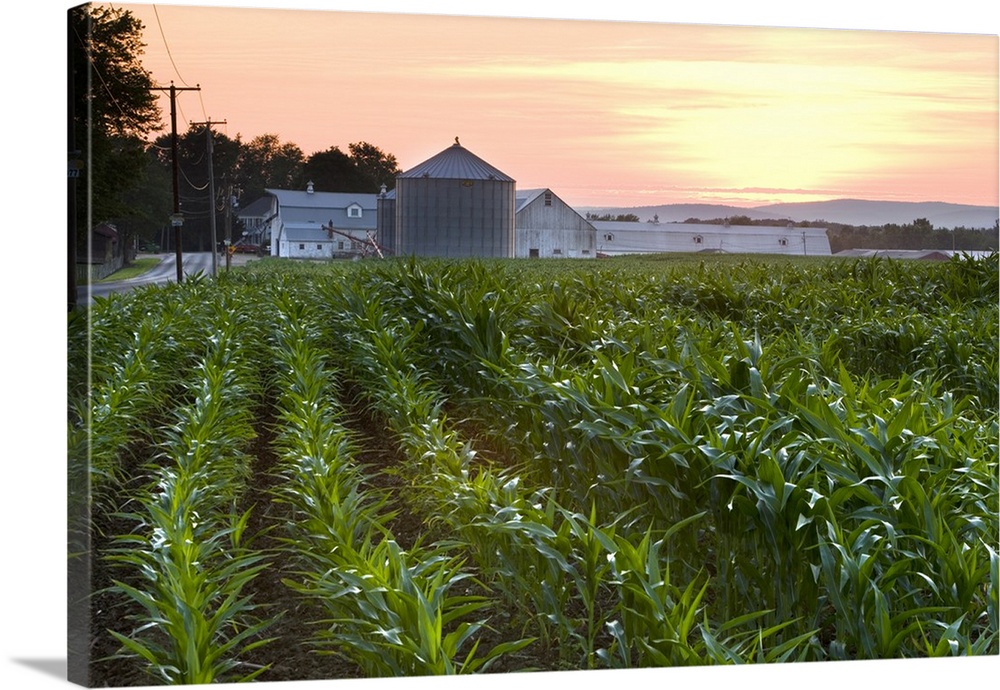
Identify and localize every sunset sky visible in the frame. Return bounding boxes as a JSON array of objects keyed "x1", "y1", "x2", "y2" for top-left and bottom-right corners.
[{"x1": 118, "y1": 2, "x2": 999, "y2": 209}]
